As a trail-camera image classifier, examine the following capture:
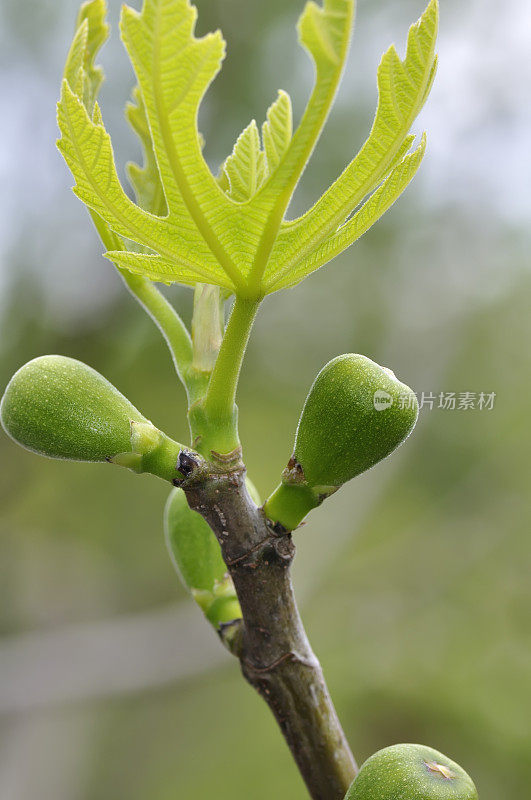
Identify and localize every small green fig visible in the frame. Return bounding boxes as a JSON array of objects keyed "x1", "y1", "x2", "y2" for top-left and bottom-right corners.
[
  {"x1": 165, "y1": 487, "x2": 227, "y2": 594},
  {"x1": 344, "y1": 743, "x2": 478, "y2": 800},
  {"x1": 264, "y1": 354, "x2": 418, "y2": 530},
  {"x1": 1, "y1": 355, "x2": 186, "y2": 482},
  {"x1": 164, "y1": 478, "x2": 260, "y2": 626},
  {"x1": 293, "y1": 355, "x2": 418, "y2": 488}
]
